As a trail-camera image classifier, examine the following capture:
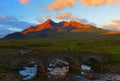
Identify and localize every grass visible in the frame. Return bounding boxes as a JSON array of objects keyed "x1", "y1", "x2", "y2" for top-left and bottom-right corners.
[
  {"x1": 0, "y1": 67, "x2": 10, "y2": 73},
  {"x1": 0, "y1": 39, "x2": 120, "y2": 67},
  {"x1": 0, "y1": 39, "x2": 120, "y2": 53},
  {"x1": 108, "y1": 56, "x2": 120, "y2": 65}
]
